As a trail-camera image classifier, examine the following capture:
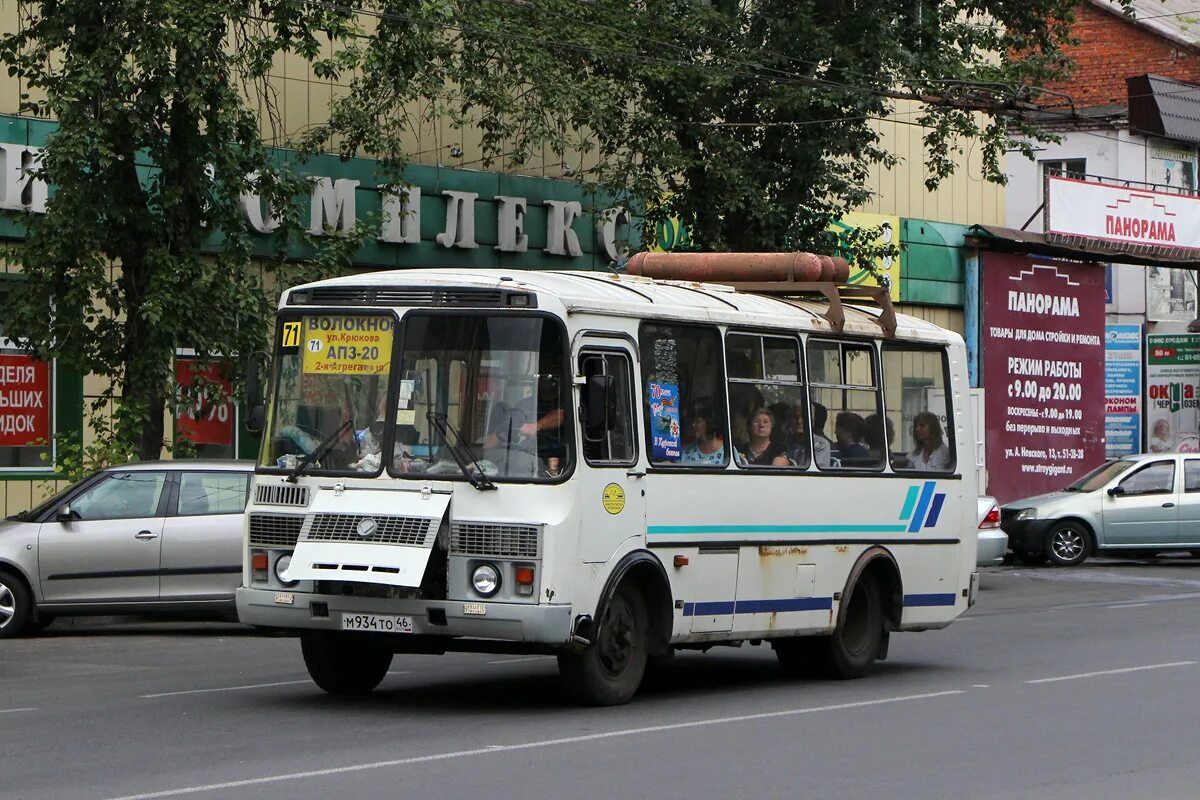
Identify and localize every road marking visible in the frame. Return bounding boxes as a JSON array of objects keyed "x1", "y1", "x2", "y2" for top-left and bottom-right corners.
[
  {"x1": 386, "y1": 670, "x2": 411, "y2": 676},
  {"x1": 0, "y1": 707, "x2": 36, "y2": 714},
  {"x1": 1025, "y1": 661, "x2": 1196, "y2": 684},
  {"x1": 139, "y1": 680, "x2": 312, "y2": 699},
  {"x1": 1106, "y1": 603, "x2": 1149, "y2": 609},
  {"x1": 104, "y1": 689, "x2": 965, "y2": 800},
  {"x1": 486, "y1": 656, "x2": 553, "y2": 665}
]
